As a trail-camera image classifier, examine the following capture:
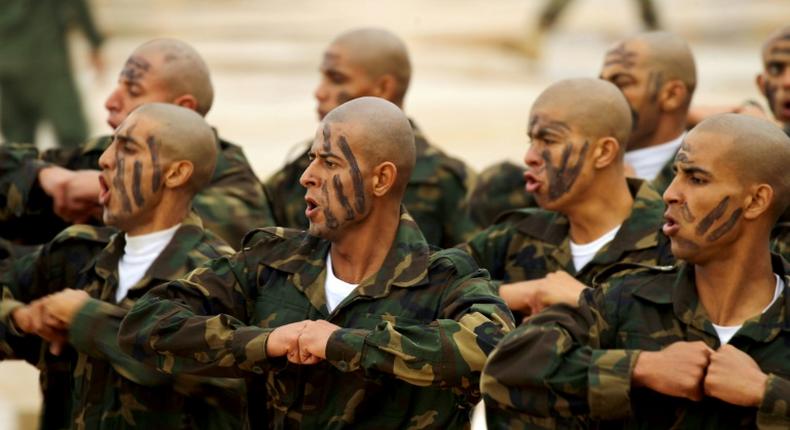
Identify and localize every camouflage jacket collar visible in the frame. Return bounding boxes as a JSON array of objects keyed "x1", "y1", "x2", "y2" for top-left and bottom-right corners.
[
  {"x1": 92, "y1": 212, "x2": 208, "y2": 298},
  {"x1": 259, "y1": 207, "x2": 431, "y2": 303},
  {"x1": 633, "y1": 255, "x2": 790, "y2": 345},
  {"x1": 516, "y1": 178, "x2": 665, "y2": 274}
]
